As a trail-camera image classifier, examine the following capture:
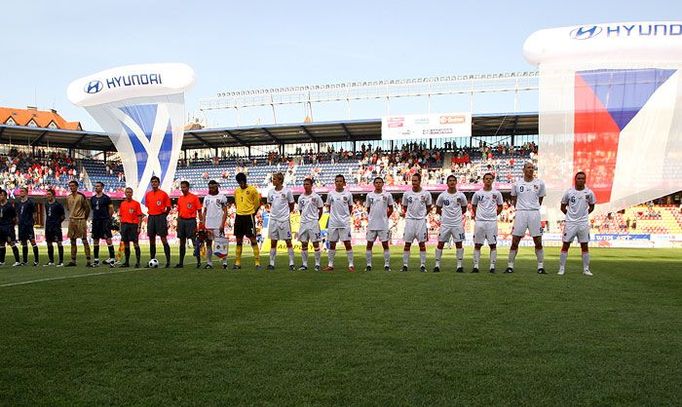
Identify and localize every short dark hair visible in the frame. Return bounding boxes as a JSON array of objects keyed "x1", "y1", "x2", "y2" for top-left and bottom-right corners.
[
  {"x1": 575, "y1": 171, "x2": 587, "y2": 179},
  {"x1": 46, "y1": 188, "x2": 55, "y2": 196},
  {"x1": 95, "y1": 182, "x2": 104, "y2": 188},
  {"x1": 150, "y1": 176, "x2": 160, "y2": 183},
  {"x1": 412, "y1": 173, "x2": 421, "y2": 181},
  {"x1": 483, "y1": 172, "x2": 494, "y2": 179},
  {"x1": 235, "y1": 172, "x2": 247, "y2": 183},
  {"x1": 0, "y1": 189, "x2": 6, "y2": 197},
  {"x1": 373, "y1": 177, "x2": 384, "y2": 183},
  {"x1": 303, "y1": 178, "x2": 314, "y2": 185},
  {"x1": 20, "y1": 187, "x2": 28, "y2": 192},
  {"x1": 181, "y1": 180, "x2": 190, "y2": 188},
  {"x1": 69, "y1": 180, "x2": 79, "y2": 187},
  {"x1": 335, "y1": 174, "x2": 345, "y2": 182},
  {"x1": 446, "y1": 175, "x2": 457, "y2": 183},
  {"x1": 208, "y1": 180, "x2": 219, "y2": 186}
]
